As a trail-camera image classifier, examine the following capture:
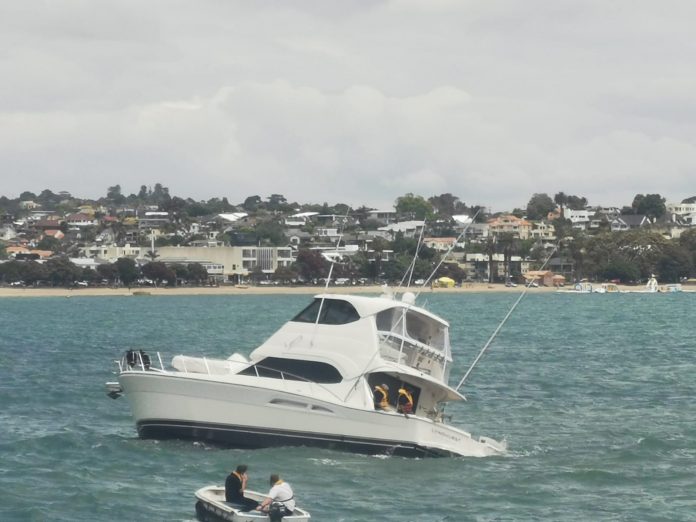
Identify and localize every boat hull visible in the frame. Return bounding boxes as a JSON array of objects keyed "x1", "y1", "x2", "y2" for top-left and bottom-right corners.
[{"x1": 120, "y1": 371, "x2": 503, "y2": 458}]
